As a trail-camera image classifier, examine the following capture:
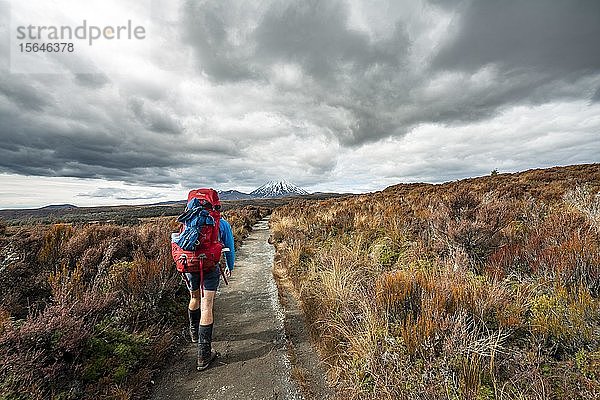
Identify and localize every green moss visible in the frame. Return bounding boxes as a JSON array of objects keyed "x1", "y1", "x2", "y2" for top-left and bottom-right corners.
[
  {"x1": 83, "y1": 322, "x2": 149, "y2": 384},
  {"x1": 541, "y1": 364, "x2": 552, "y2": 375},
  {"x1": 353, "y1": 362, "x2": 375, "y2": 393},
  {"x1": 575, "y1": 349, "x2": 598, "y2": 380},
  {"x1": 529, "y1": 289, "x2": 595, "y2": 354},
  {"x1": 376, "y1": 240, "x2": 403, "y2": 268},
  {"x1": 477, "y1": 385, "x2": 495, "y2": 400}
]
